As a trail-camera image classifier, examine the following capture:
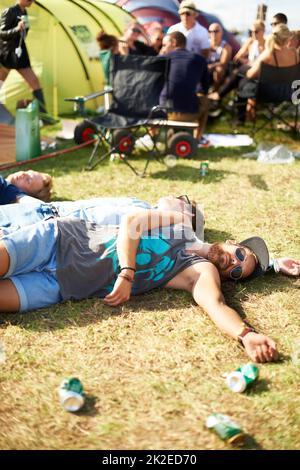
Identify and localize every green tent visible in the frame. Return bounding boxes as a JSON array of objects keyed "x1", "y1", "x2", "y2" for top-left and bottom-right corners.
[{"x1": 0, "y1": 0, "x2": 133, "y2": 116}]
